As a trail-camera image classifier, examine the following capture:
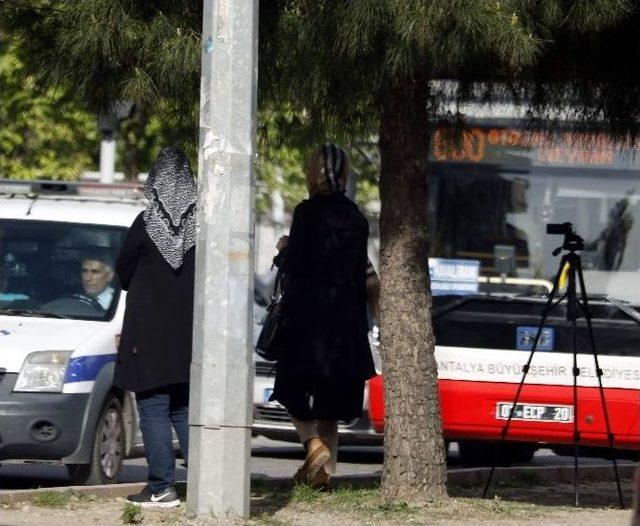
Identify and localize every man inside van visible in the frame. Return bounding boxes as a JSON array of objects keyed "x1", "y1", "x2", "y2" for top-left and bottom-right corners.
[{"x1": 80, "y1": 251, "x2": 115, "y2": 310}]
